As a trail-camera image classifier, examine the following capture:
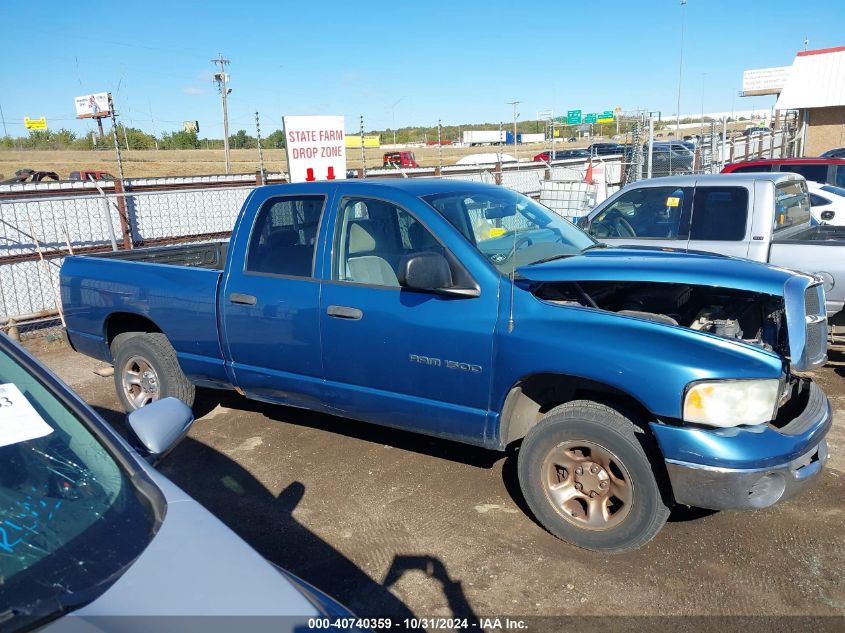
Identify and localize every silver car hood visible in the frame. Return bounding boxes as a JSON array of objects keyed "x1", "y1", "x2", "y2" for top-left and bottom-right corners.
[{"x1": 65, "y1": 474, "x2": 318, "y2": 618}]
